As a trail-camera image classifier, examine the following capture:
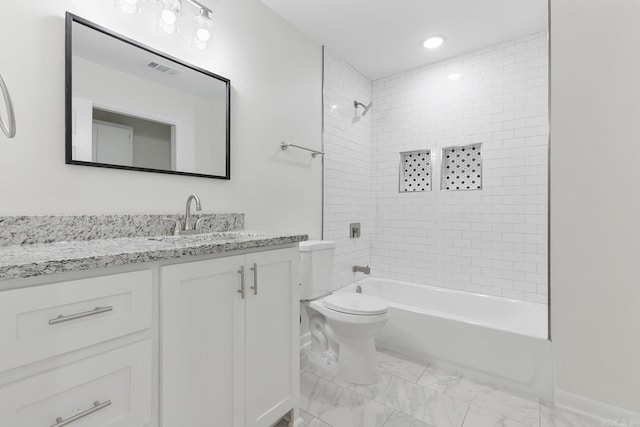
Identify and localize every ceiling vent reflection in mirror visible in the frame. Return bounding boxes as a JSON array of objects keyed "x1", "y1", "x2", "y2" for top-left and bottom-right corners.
[
  {"x1": 114, "y1": 0, "x2": 214, "y2": 50},
  {"x1": 147, "y1": 62, "x2": 179, "y2": 75}
]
